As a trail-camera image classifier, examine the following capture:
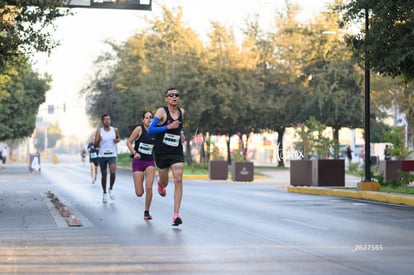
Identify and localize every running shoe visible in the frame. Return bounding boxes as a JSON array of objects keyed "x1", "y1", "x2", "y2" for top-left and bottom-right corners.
[
  {"x1": 92, "y1": 179, "x2": 95, "y2": 184},
  {"x1": 158, "y1": 182, "x2": 166, "y2": 197},
  {"x1": 109, "y1": 189, "x2": 115, "y2": 200},
  {"x1": 144, "y1": 211, "x2": 152, "y2": 220},
  {"x1": 172, "y1": 213, "x2": 182, "y2": 226},
  {"x1": 102, "y1": 193, "x2": 108, "y2": 203}
]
